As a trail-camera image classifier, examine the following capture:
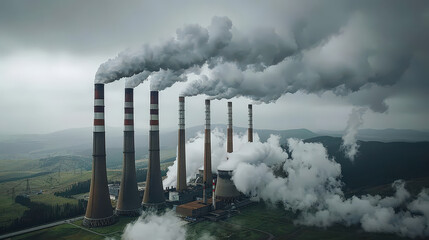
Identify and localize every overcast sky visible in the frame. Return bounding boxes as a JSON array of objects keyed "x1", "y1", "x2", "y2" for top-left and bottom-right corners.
[{"x1": 0, "y1": 0, "x2": 428, "y2": 135}]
